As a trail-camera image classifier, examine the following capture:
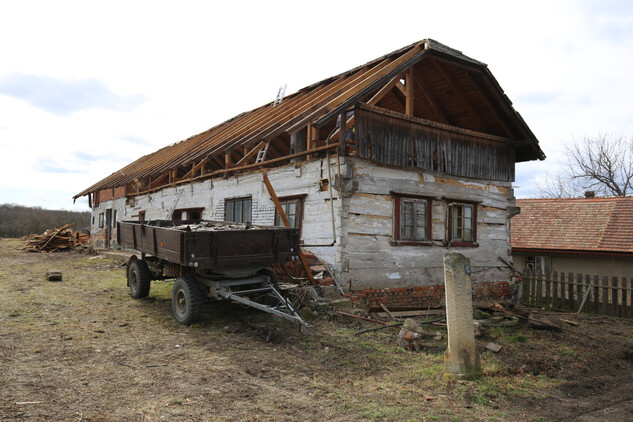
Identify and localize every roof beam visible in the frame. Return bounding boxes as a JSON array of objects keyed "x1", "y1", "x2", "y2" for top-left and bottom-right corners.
[
  {"x1": 285, "y1": 45, "x2": 427, "y2": 134},
  {"x1": 367, "y1": 74, "x2": 405, "y2": 106},
  {"x1": 463, "y1": 71, "x2": 514, "y2": 138},
  {"x1": 431, "y1": 59, "x2": 486, "y2": 130},
  {"x1": 237, "y1": 140, "x2": 267, "y2": 166},
  {"x1": 413, "y1": 72, "x2": 451, "y2": 124}
]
